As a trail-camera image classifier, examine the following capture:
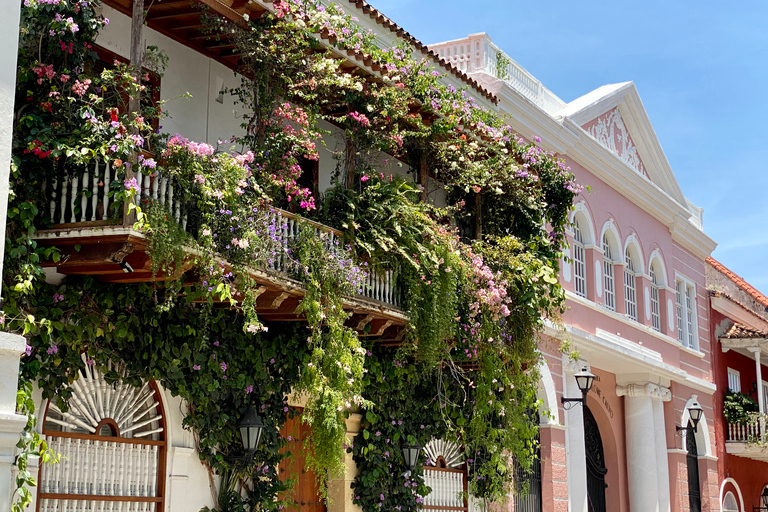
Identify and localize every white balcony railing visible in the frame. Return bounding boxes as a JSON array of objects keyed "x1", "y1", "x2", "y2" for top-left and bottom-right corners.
[
  {"x1": 42, "y1": 161, "x2": 400, "y2": 308},
  {"x1": 727, "y1": 416, "x2": 766, "y2": 444},
  {"x1": 429, "y1": 33, "x2": 565, "y2": 115}
]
